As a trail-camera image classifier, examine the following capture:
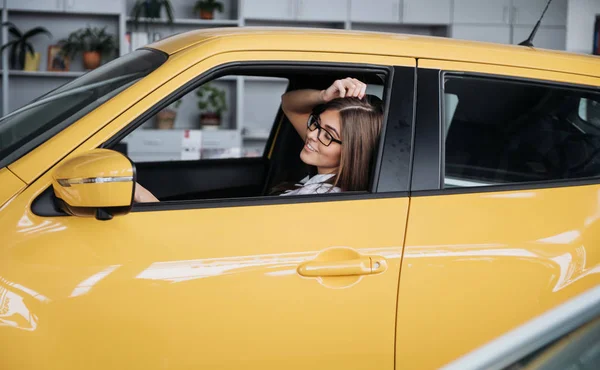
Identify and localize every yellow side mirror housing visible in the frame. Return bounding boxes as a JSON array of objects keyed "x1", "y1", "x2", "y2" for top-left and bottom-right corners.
[{"x1": 51, "y1": 149, "x2": 135, "y2": 220}]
